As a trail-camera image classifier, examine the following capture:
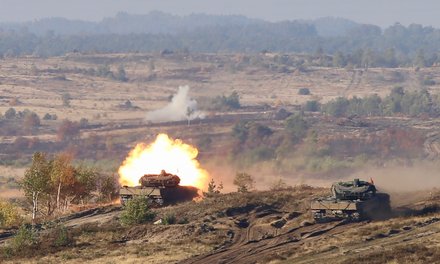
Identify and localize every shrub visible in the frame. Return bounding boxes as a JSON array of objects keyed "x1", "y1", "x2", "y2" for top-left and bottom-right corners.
[
  {"x1": 162, "y1": 214, "x2": 176, "y2": 225},
  {"x1": 206, "y1": 179, "x2": 223, "y2": 195},
  {"x1": 233, "y1": 172, "x2": 255, "y2": 193},
  {"x1": 210, "y1": 91, "x2": 241, "y2": 111},
  {"x1": 11, "y1": 225, "x2": 37, "y2": 253},
  {"x1": 53, "y1": 225, "x2": 72, "y2": 247},
  {"x1": 423, "y1": 77, "x2": 436, "y2": 86},
  {"x1": 0, "y1": 201, "x2": 21, "y2": 228},
  {"x1": 120, "y1": 197, "x2": 156, "y2": 226},
  {"x1": 303, "y1": 100, "x2": 320, "y2": 112},
  {"x1": 61, "y1": 93, "x2": 71, "y2": 107},
  {"x1": 4, "y1": 108, "x2": 16, "y2": 119},
  {"x1": 298, "y1": 88, "x2": 311, "y2": 95}
]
